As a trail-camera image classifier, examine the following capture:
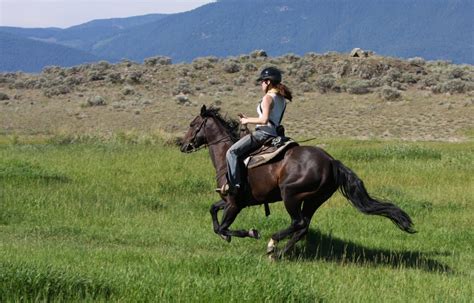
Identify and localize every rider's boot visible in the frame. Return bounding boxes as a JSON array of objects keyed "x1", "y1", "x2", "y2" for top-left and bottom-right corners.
[{"x1": 215, "y1": 183, "x2": 240, "y2": 196}]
